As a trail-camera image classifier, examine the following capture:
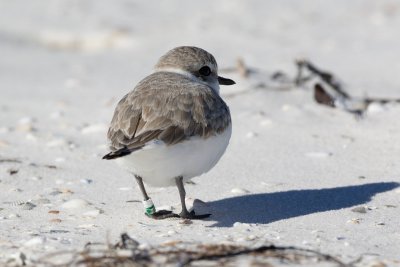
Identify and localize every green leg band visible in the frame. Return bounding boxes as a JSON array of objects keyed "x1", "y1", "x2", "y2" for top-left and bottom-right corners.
[
  {"x1": 145, "y1": 205, "x2": 156, "y2": 215},
  {"x1": 143, "y1": 199, "x2": 156, "y2": 215}
]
